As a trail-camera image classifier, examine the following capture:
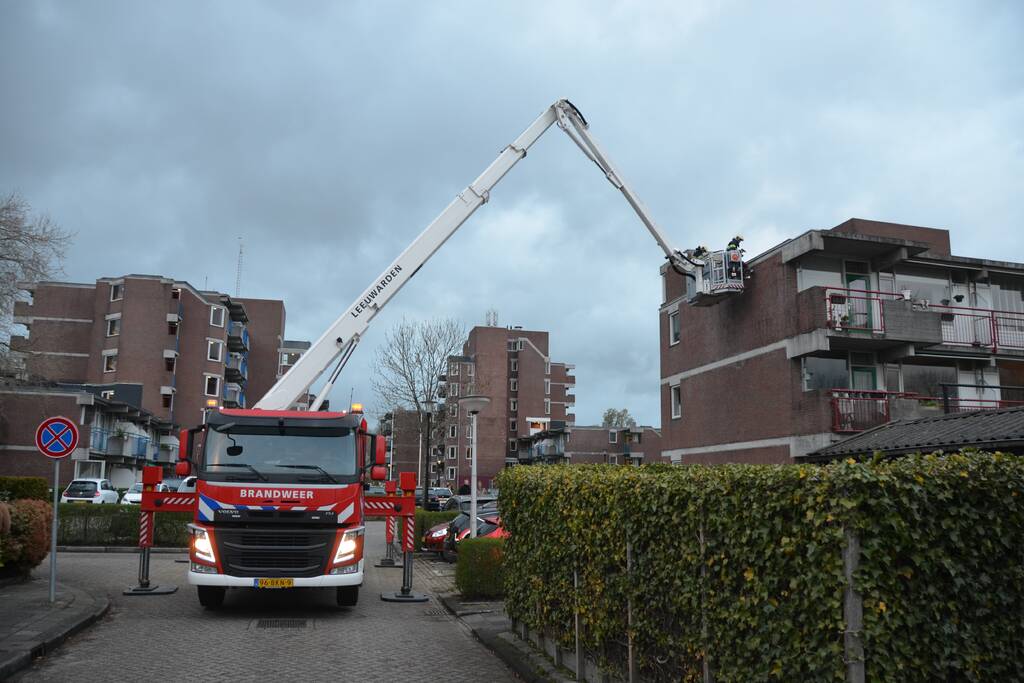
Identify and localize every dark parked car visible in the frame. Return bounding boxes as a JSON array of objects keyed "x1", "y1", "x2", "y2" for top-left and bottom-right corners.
[{"x1": 442, "y1": 494, "x2": 497, "y2": 512}]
